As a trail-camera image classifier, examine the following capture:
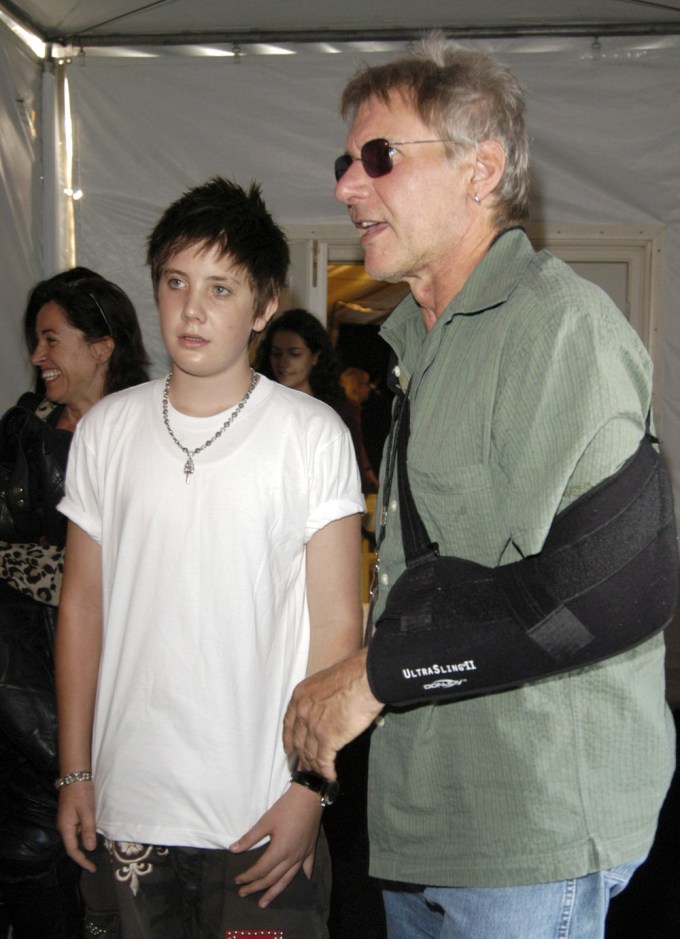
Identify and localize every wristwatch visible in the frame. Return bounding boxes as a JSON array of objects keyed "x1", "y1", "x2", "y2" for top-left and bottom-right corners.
[{"x1": 290, "y1": 770, "x2": 340, "y2": 807}]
